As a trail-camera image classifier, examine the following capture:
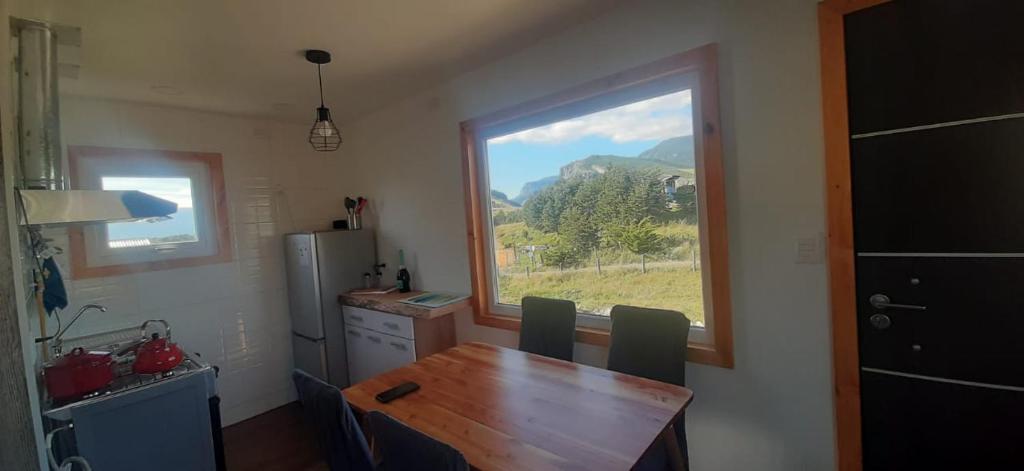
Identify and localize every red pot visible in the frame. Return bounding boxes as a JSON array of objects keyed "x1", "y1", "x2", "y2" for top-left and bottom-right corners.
[
  {"x1": 44, "y1": 347, "x2": 115, "y2": 401},
  {"x1": 133, "y1": 320, "x2": 184, "y2": 374}
]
